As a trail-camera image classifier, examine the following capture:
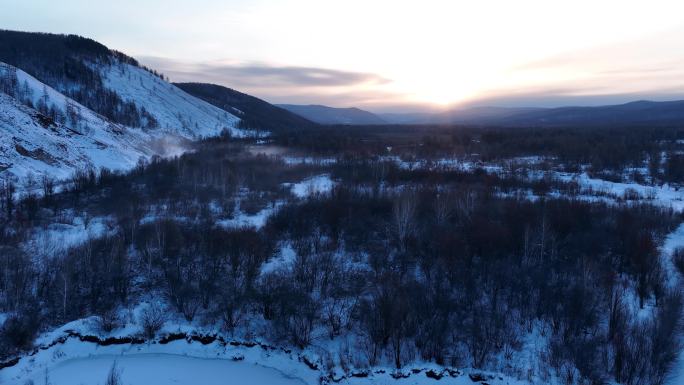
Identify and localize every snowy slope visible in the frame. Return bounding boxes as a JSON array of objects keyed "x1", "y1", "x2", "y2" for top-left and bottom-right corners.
[
  {"x1": 0, "y1": 89, "x2": 148, "y2": 181},
  {"x1": 100, "y1": 63, "x2": 242, "y2": 138},
  {"x1": 0, "y1": 61, "x2": 246, "y2": 181}
]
